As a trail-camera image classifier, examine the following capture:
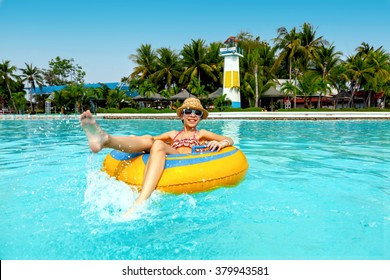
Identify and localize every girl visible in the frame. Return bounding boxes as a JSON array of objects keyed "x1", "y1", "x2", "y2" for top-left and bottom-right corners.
[{"x1": 81, "y1": 97, "x2": 233, "y2": 216}]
